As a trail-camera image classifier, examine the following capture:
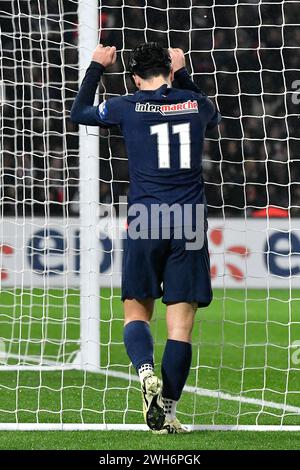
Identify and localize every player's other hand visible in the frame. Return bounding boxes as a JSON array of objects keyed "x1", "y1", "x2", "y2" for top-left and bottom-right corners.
[
  {"x1": 92, "y1": 44, "x2": 117, "y2": 68},
  {"x1": 169, "y1": 48, "x2": 186, "y2": 73}
]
